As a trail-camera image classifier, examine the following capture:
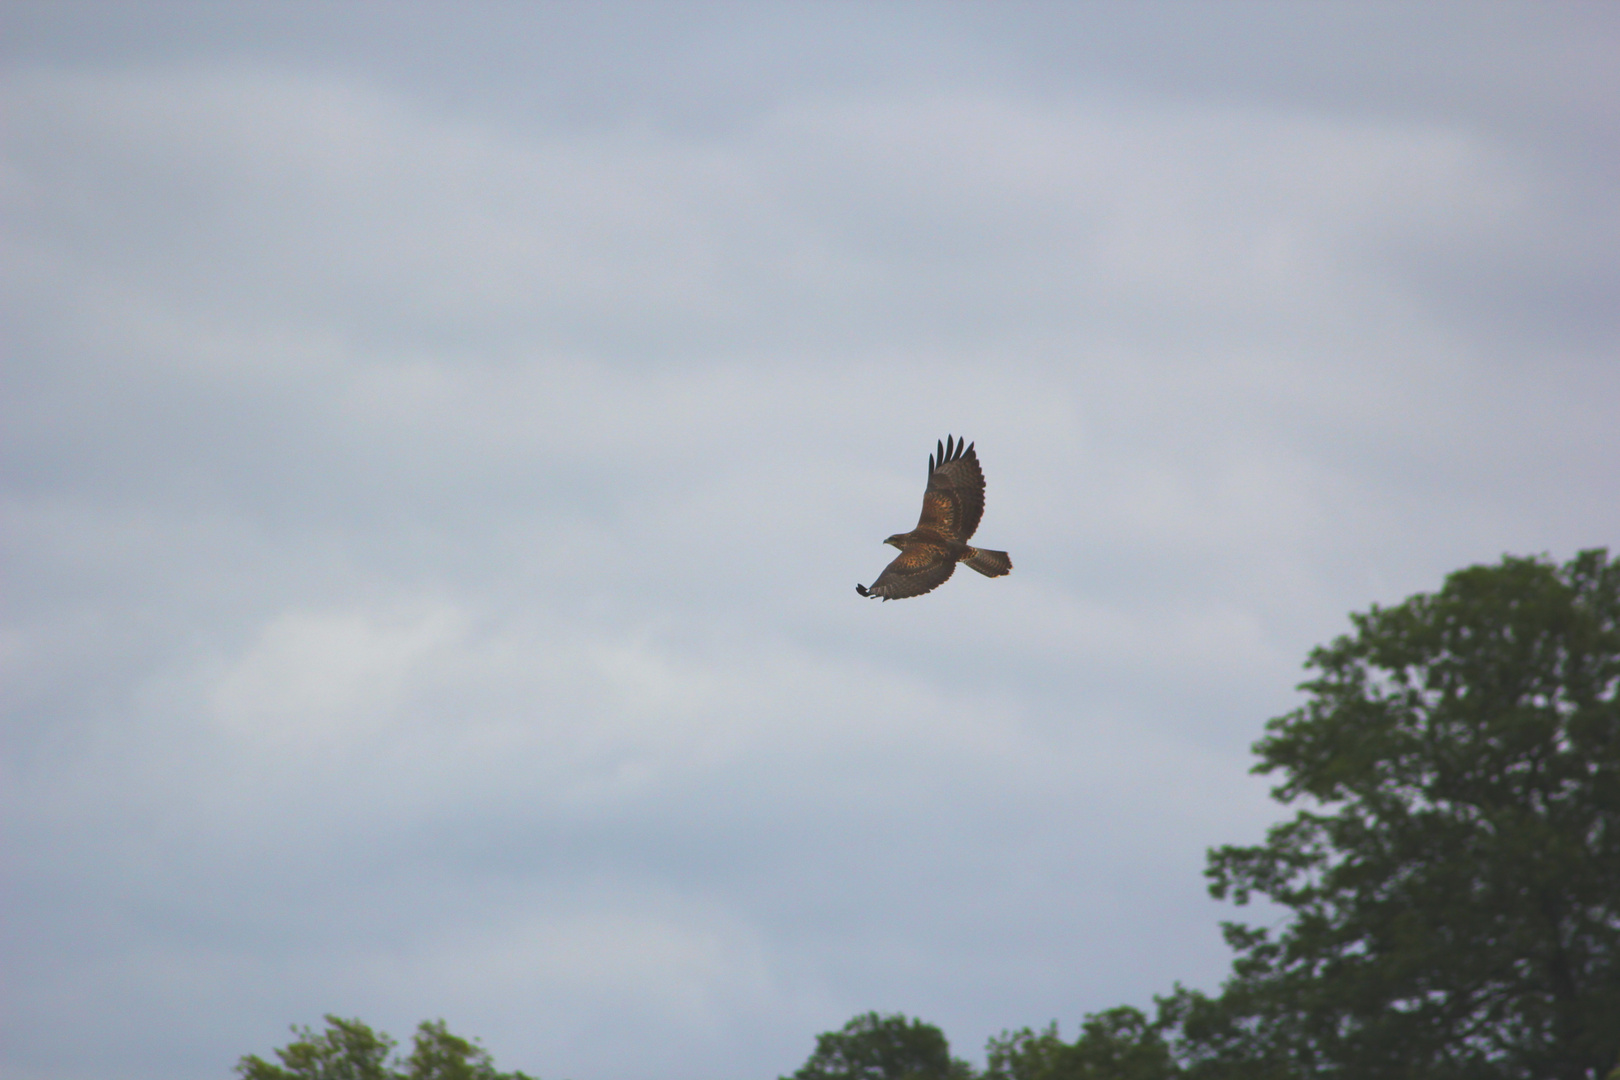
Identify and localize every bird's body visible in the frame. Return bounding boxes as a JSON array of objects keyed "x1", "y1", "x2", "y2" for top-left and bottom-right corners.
[{"x1": 857, "y1": 435, "x2": 1012, "y2": 600}]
